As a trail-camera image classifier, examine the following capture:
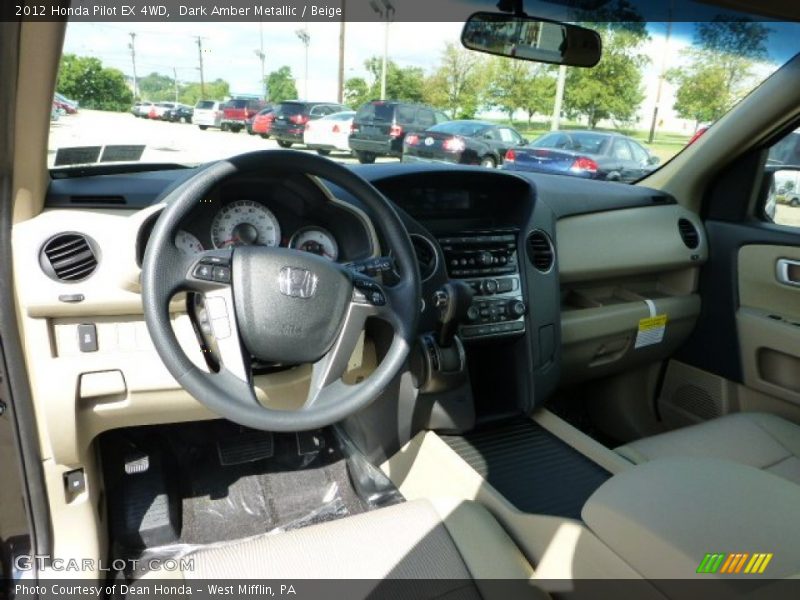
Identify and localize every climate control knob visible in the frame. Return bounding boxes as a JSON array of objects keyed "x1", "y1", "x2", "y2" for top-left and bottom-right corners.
[
  {"x1": 466, "y1": 306, "x2": 480, "y2": 322},
  {"x1": 478, "y1": 251, "x2": 494, "y2": 266},
  {"x1": 480, "y1": 279, "x2": 498, "y2": 295},
  {"x1": 508, "y1": 300, "x2": 527, "y2": 318}
]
